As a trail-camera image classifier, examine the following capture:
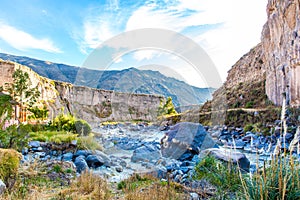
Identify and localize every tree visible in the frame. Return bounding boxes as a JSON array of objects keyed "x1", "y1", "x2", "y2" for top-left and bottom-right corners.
[
  {"x1": 158, "y1": 97, "x2": 177, "y2": 116},
  {"x1": 4, "y1": 69, "x2": 40, "y2": 121}
]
